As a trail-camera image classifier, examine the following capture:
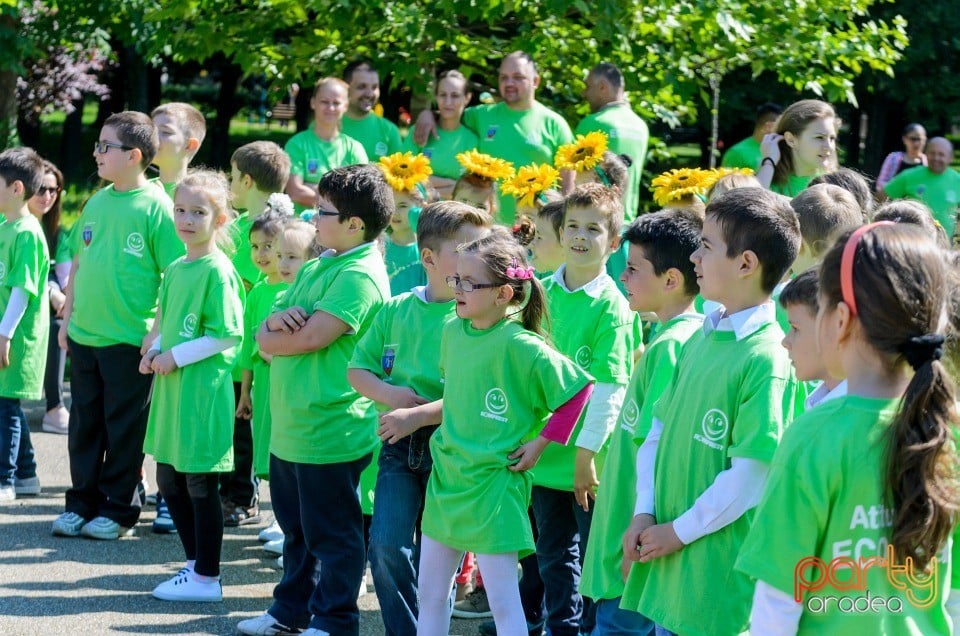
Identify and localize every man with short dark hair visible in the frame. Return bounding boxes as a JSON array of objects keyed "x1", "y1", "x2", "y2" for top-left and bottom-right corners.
[
  {"x1": 721, "y1": 103, "x2": 784, "y2": 171},
  {"x1": 341, "y1": 60, "x2": 402, "y2": 161}
]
